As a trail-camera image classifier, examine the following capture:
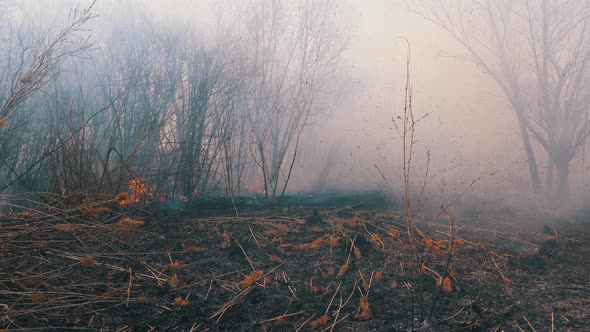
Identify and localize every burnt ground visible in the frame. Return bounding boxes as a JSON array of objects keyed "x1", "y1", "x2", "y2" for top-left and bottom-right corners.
[{"x1": 1, "y1": 193, "x2": 589, "y2": 331}]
